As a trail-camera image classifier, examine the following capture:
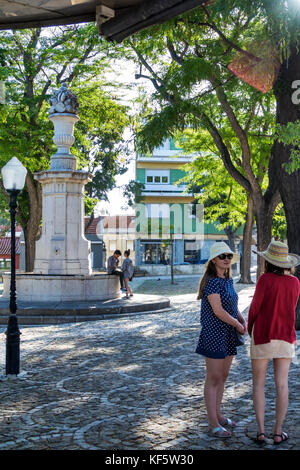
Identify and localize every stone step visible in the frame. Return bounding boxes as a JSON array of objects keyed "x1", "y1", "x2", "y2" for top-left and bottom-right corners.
[
  {"x1": 0, "y1": 294, "x2": 171, "y2": 325},
  {"x1": 0, "y1": 308, "x2": 172, "y2": 325}
]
